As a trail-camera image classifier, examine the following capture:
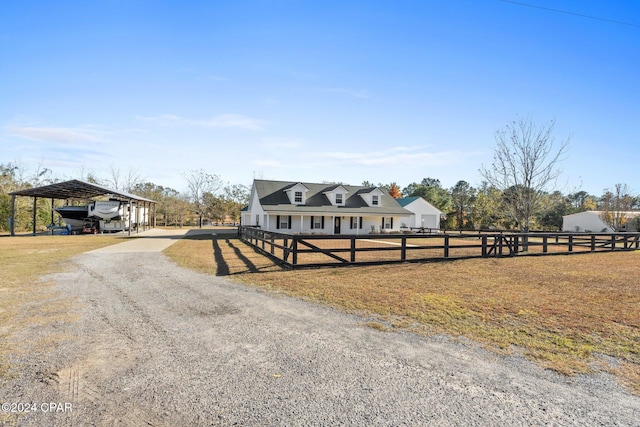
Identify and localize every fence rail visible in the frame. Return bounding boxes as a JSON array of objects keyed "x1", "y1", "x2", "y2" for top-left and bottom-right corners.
[{"x1": 238, "y1": 226, "x2": 640, "y2": 269}]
